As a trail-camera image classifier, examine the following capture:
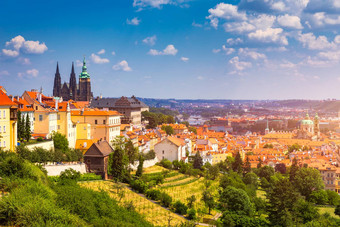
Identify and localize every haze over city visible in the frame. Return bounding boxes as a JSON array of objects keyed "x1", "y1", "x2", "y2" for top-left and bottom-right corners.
[{"x1": 1, "y1": 0, "x2": 340, "y2": 99}]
